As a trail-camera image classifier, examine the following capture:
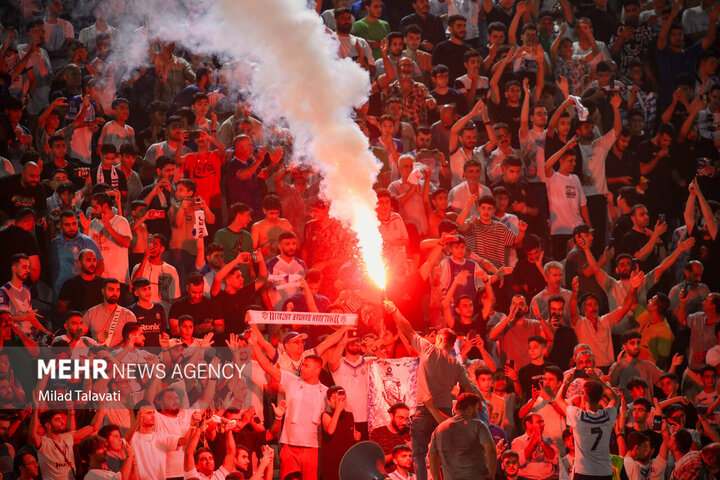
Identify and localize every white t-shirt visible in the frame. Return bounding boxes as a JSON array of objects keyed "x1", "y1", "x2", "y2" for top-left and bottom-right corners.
[
  {"x1": 278, "y1": 370, "x2": 327, "y2": 448},
  {"x1": 89, "y1": 215, "x2": 131, "y2": 284},
  {"x1": 131, "y1": 430, "x2": 180, "y2": 480},
  {"x1": 38, "y1": 433, "x2": 75, "y2": 480},
  {"x1": 131, "y1": 261, "x2": 181, "y2": 308},
  {"x1": 389, "y1": 179, "x2": 429, "y2": 236},
  {"x1": 566, "y1": 405, "x2": 617, "y2": 476},
  {"x1": 99, "y1": 120, "x2": 136, "y2": 152},
  {"x1": 190, "y1": 465, "x2": 230, "y2": 480},
  {"x1": 574, "y1": 315, "x2": 615, "y2": 367},
  {"x1": 331, "y1": 356, "x2": 371, "y2": 423},
  {"x1": 448, "y1": 147, "x2": 484, "y2": 188},
  {"x1": 85, "y1": 469, "x2": 121, "y2": 480},
  {"x1": 577, "y1": 131, "x2": 615, "y2": 196},
  {"x1": 546, "y1": 172, "x2": 586, "y2": 235},
  {"x1": 623, "y1": 454, "x2": 667, "y2": 480},
  {"x1": 448, "y1": 181, "x2": 490, "y2": 220},
  {"x1": 154, "y1": 409, "x2": 196, "y2": 478}
]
